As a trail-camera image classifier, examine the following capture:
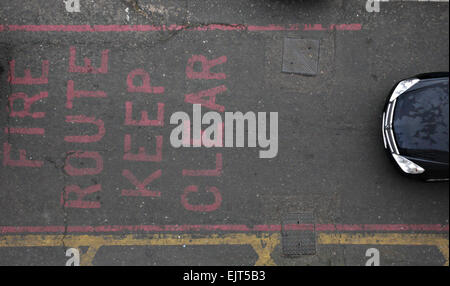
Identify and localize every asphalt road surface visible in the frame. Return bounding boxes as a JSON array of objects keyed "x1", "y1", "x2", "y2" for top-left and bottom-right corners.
[{"x1": 0, "y1": 0, "x2": 448, "y2": 266}]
